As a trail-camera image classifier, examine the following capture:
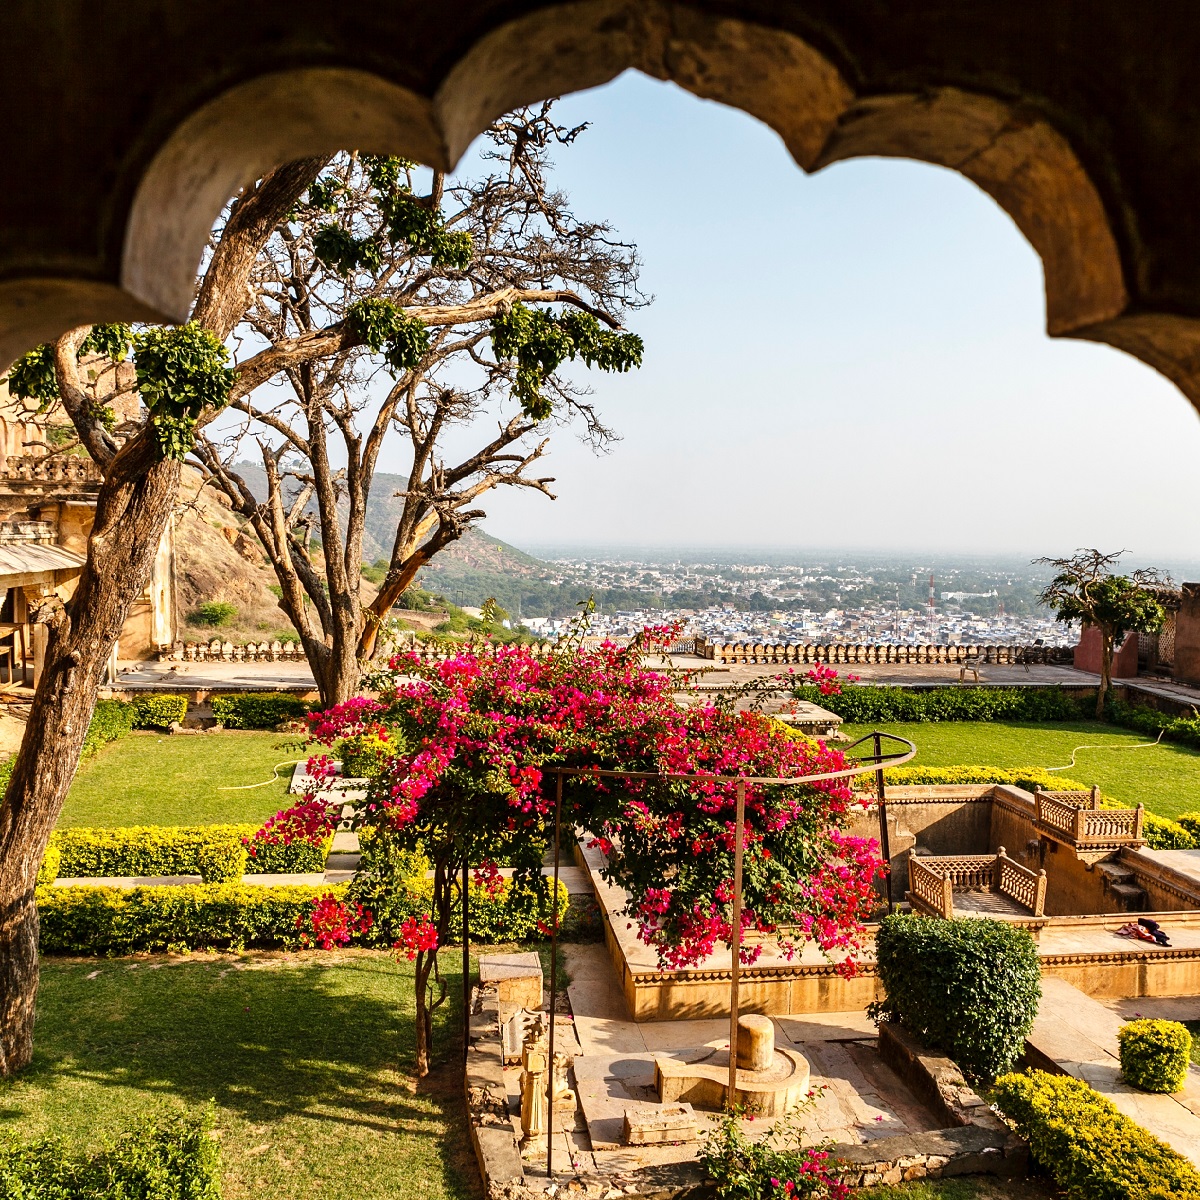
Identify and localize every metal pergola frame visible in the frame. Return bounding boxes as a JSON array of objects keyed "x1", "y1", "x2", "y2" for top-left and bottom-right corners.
[{"x1": 470, "y1": 729, "x2": 915, "y2": 1178}]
